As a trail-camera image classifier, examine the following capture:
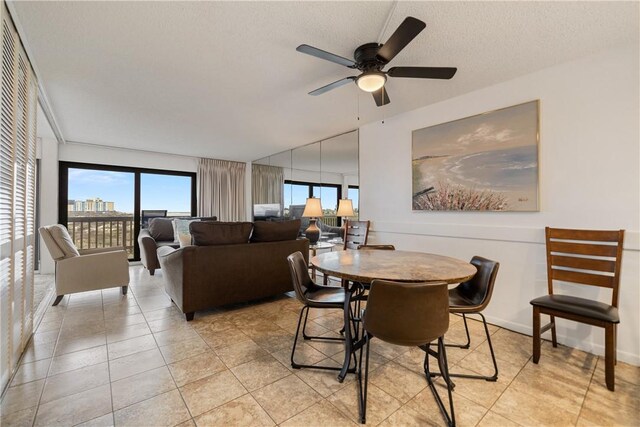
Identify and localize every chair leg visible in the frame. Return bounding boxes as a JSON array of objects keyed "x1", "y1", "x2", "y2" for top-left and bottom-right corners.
[
  {"x1": 356, "y1": 333, "x2": 370, "y2": 424},
  {"x1": 185, "y1": 312, "x2": 194, "y2": 321},
  {"x1": 424, "y1": 338, "x2": 456, "y2": 427},
  {"x1": 605, "y1": 323, "x2": 615, "y2": 391},
  {"x1": 149, "y1": 269, "x2": 155, "y2": 276},
  {"x1": 533, "y1": 306, "x2": 541, "y2": 364},
  {"x1": 445, "y1": 313, "x2": 498, "y2": 382},
  {"x1": 445, "y1": 313, "x2": 471, "y2": 349},
  {"x1": 613, "y1": 324, "x2": 618, "y2": 365},
  {"x1": 52, "y1": 295, "x2": 64, "y2": 306},
  {"x1": 550, "y1": 314, "x2": 558, "y2": 348},
  {"x1": 121, "y1": 286, "x2": 128, "y2": 295}
]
